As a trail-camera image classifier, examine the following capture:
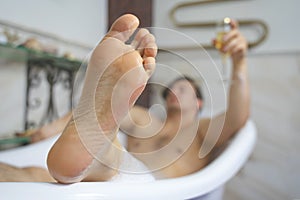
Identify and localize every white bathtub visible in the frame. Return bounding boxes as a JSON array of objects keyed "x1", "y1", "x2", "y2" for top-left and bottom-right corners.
[{"x1": 0, "y1": 120, "x2": 256, "y2": 200}]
